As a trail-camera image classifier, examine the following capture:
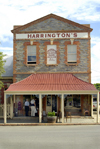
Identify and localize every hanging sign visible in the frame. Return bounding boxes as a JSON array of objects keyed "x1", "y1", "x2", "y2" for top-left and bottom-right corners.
[{"x1": 47, "y1": 45, "x2": 57, "y2": 65}]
